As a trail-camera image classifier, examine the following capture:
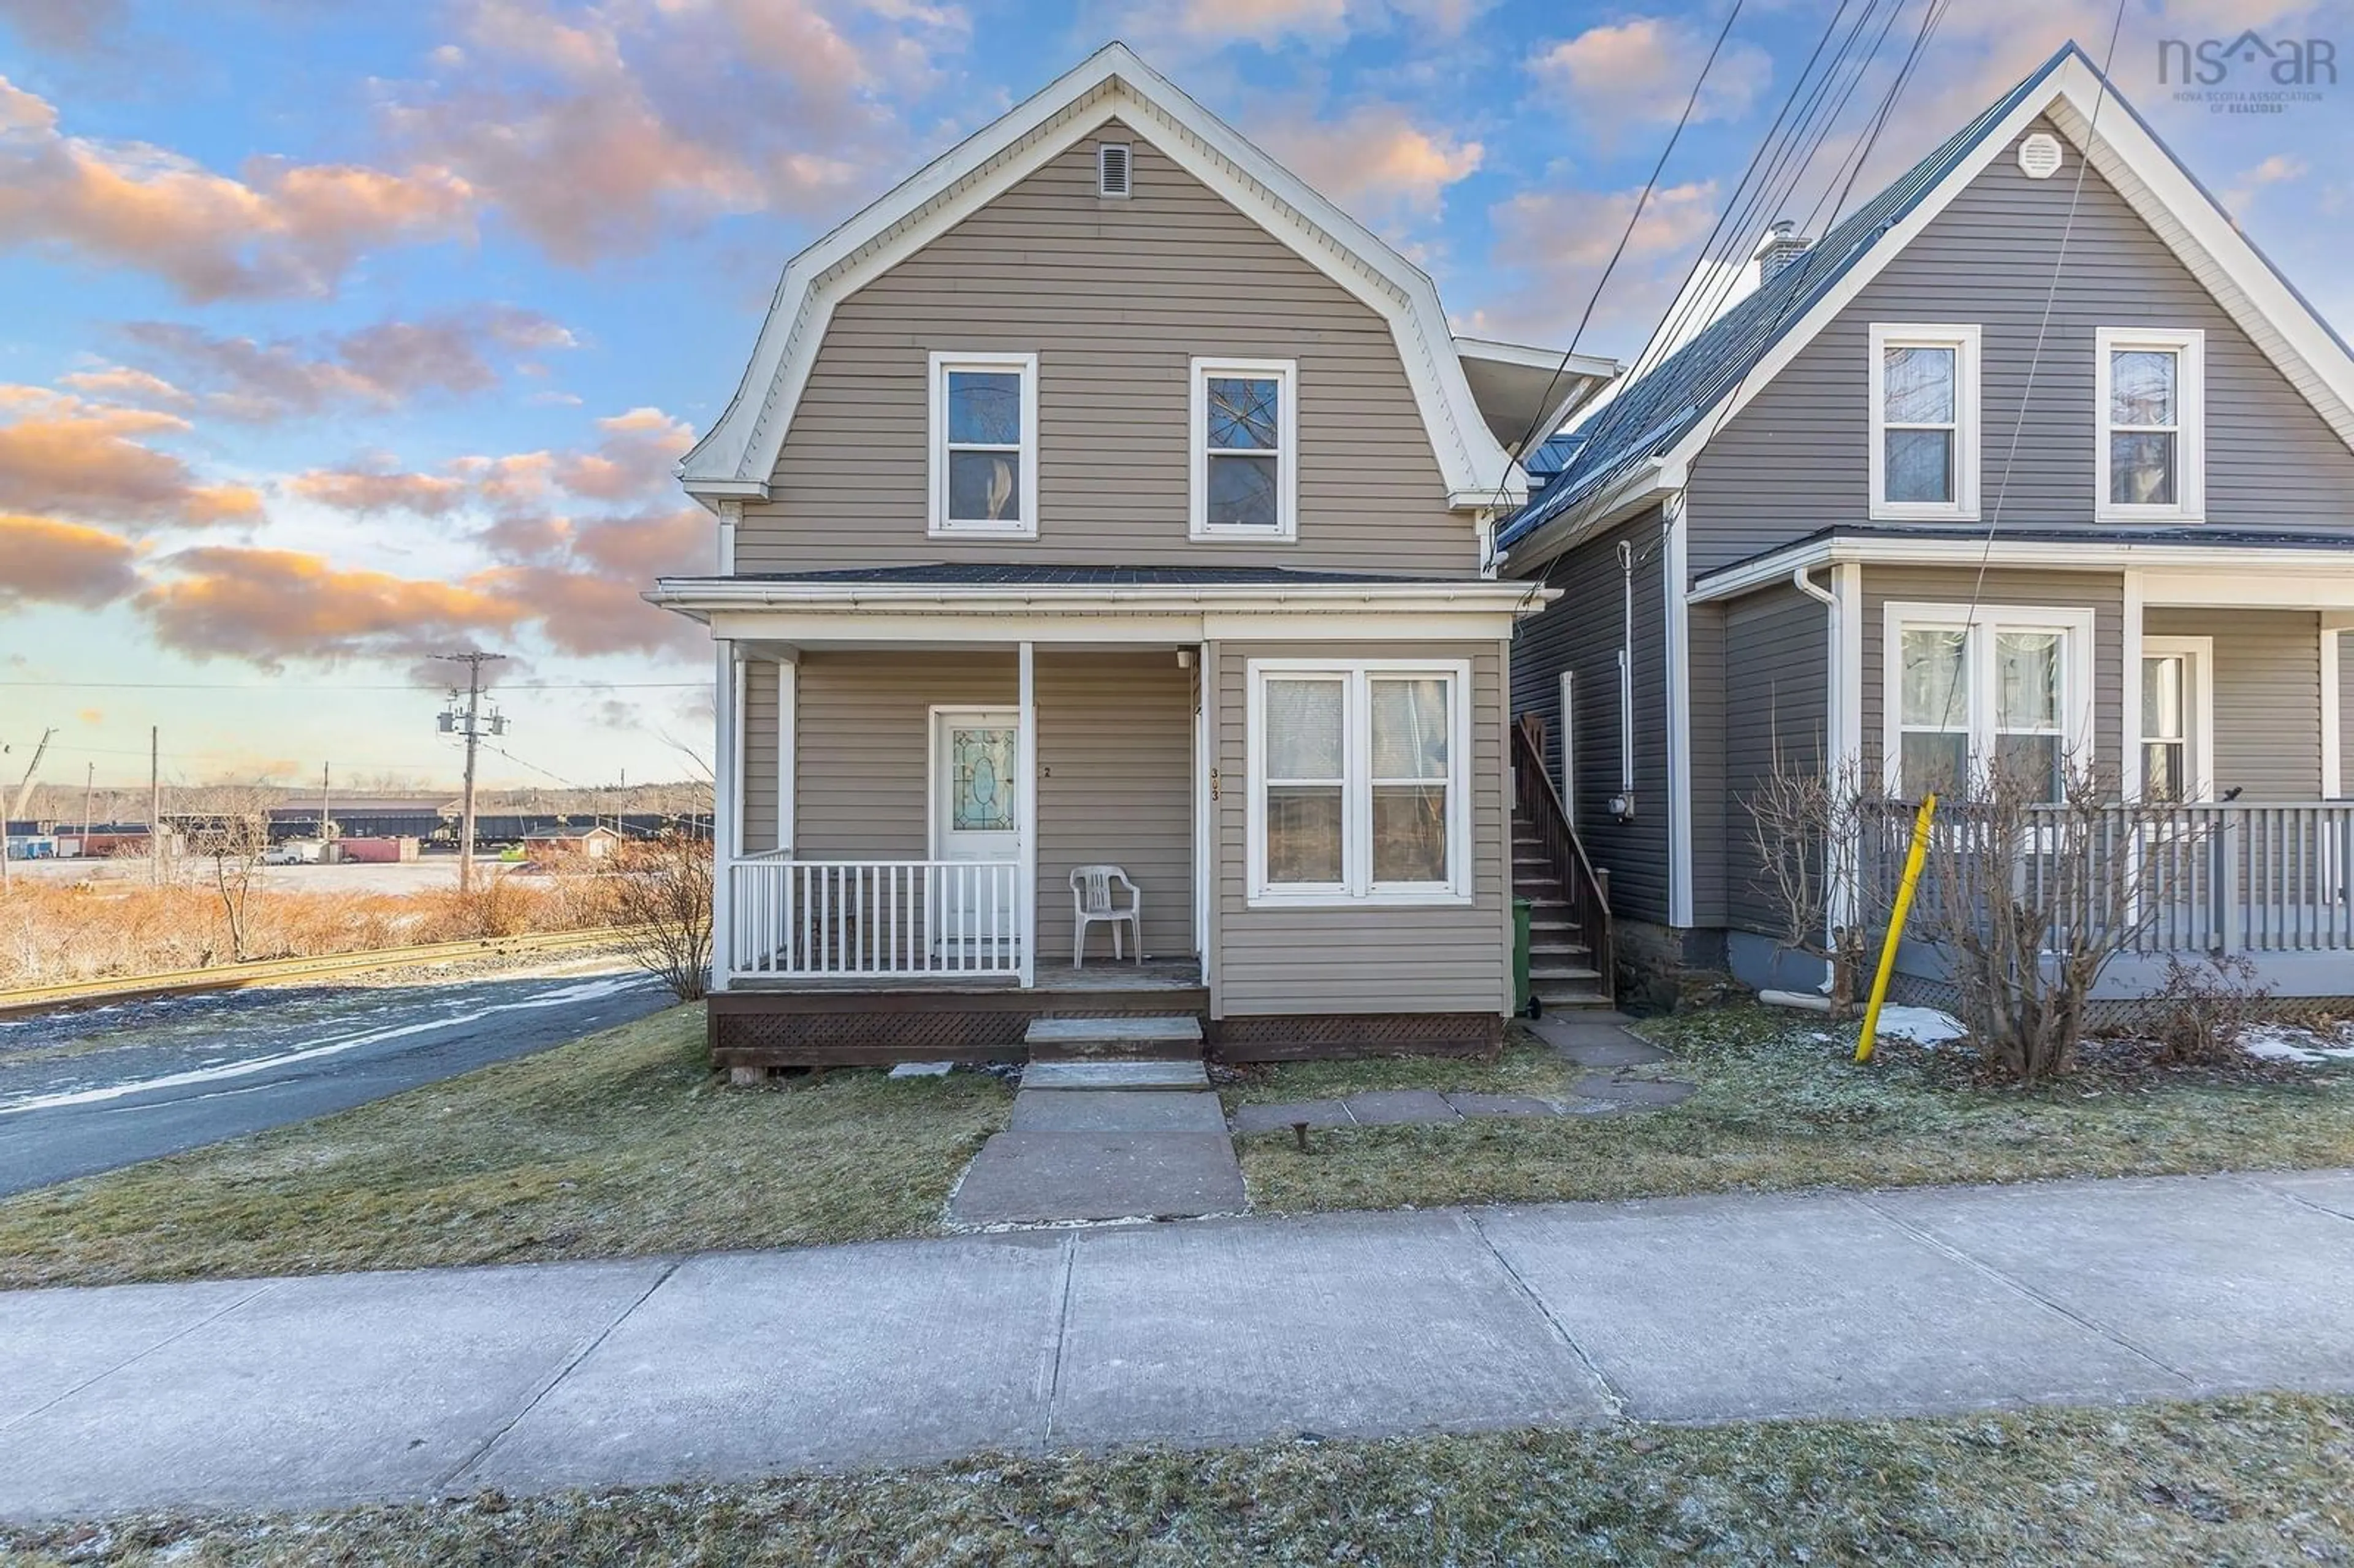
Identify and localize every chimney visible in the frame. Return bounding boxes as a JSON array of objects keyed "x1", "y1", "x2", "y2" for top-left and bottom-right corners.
[{"x1": 1758, "y1": 219, "x2": 1811, "y2": 284}]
